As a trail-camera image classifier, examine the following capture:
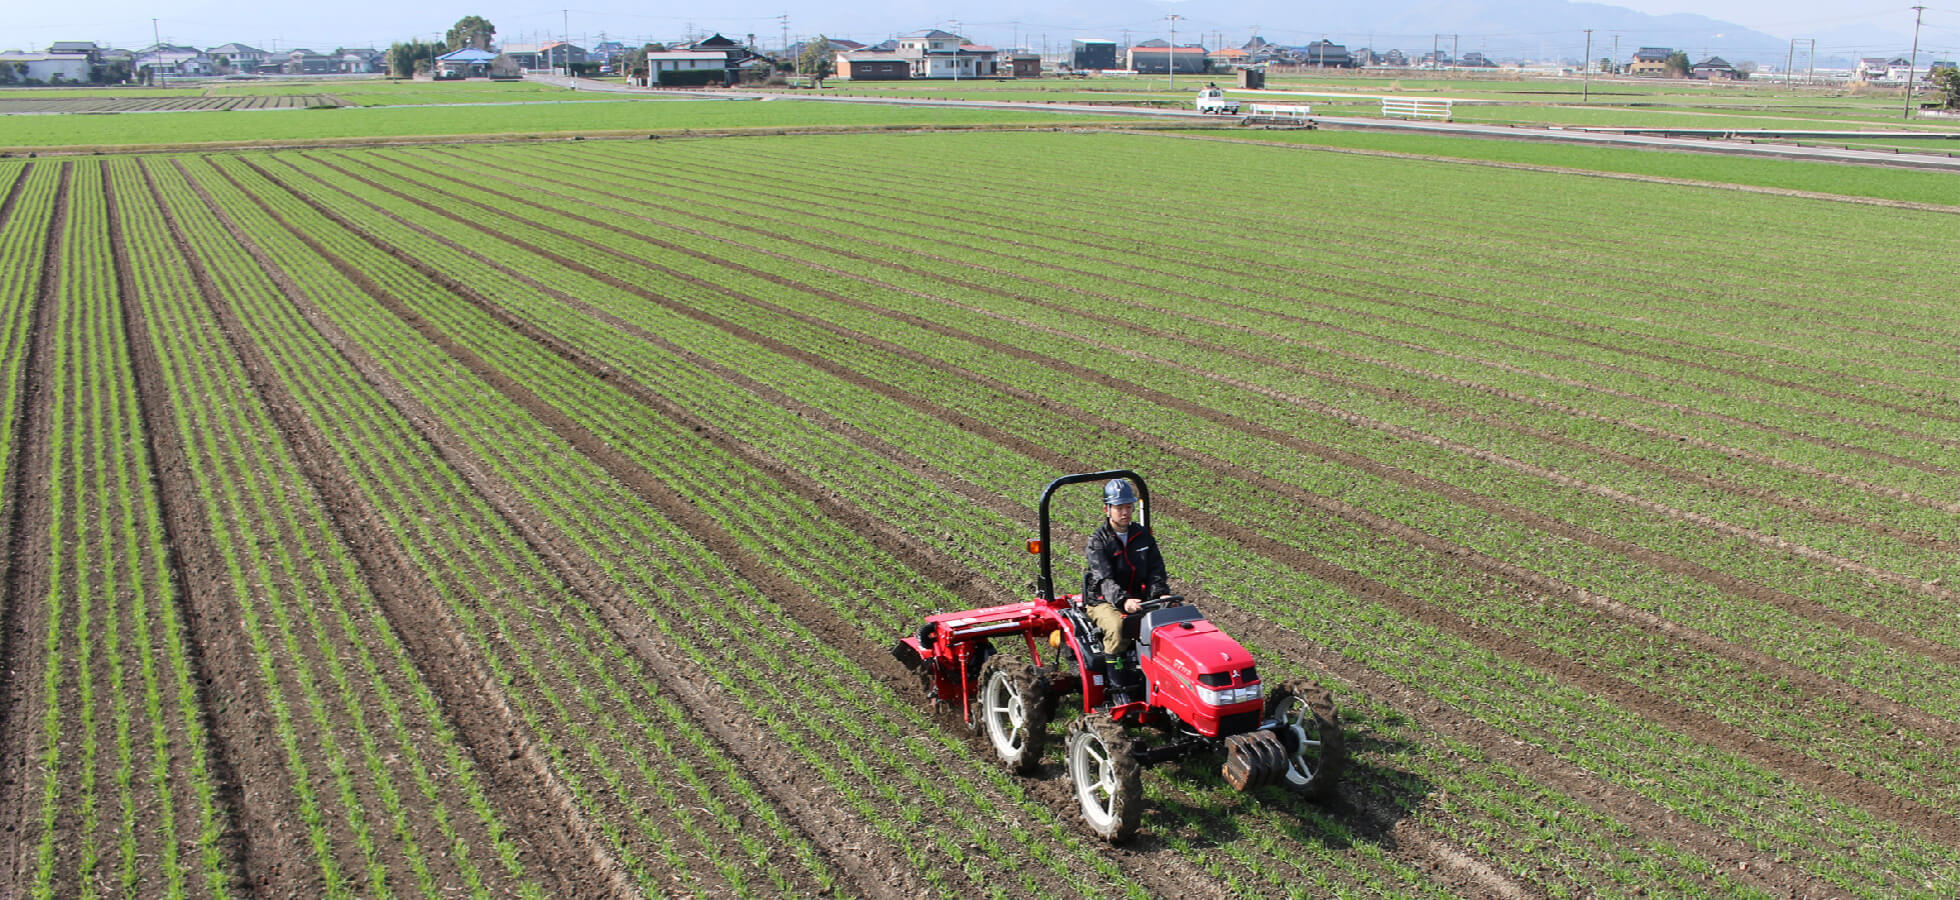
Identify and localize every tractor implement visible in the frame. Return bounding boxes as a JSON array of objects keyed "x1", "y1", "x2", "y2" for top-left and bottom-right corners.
[{"x1": 894, "y1": 470, "x2": 1344, "y2": 842}]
